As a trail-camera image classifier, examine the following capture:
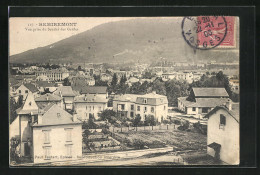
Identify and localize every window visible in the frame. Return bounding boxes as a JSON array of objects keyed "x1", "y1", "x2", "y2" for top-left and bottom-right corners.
[
  {"x1": 86, "y1": 106, "x2": 88, "y2": 110},
  {"x1": 164, "y1": 106, "x2": 166, "y2": 110},
  {"x1": 202, "y1": 108, "x2": 208, "y2": 113},
  {"x1": 151, "y1": 107, "x2": 154, "y2": 113},
  {"x1": 29, "y1": 102, "x2": 32, "y2": 106},
  {"x1": 43, "y1": 130, "x2": 50, "y2": 144},
  {"x1": 98, "y1": 106, "x2": 102, "y2": 111},
  {"x1": 57, "y1": 113, "x2": 61, "y2": 118},
  {"x1": 131, "y1": 105, "x2": 134, "y2": 110},
  {"x1": 65, "y1": 144, "x2": 72, "y2": 157},
  {"x1": 89, "y1": 106, "x2": 92, "y2": 111},
  {"x1": 19, "y1": 90, "x2": 21, "y2": 93},
  {"x1": 137, "y1": 106, "x2": 140, "y2": 111},
  {"x1": 130, "y1": 112, "x2": 134, "y2": 117},
  {"x1": 121, "y1": 104, "x2": 125, "y2": 110},
  {"x1": 144, "y1": 107, "x2": 147, "y2": 112},
  {"x1": 65, "y1": 129, "x2": 73, "y2": 142},
  {"x1": 25, "y1": 90, "x2": 29, "y2": 93},
  {"x1": 43, "y1": 146, "x2": 51, "y2": 159},
  {"x1": 93, "y1": 106, "x2": 95, "y2": 110},
  {"x1": 192, "y1": 107, "x2": 196, "y2": 111},
  {"x1": 220, "y1": 114, "x2": 226, "y2": 125},
  {"x1": 144, "y1": 99, "x2": 147, "y2": 104}
]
